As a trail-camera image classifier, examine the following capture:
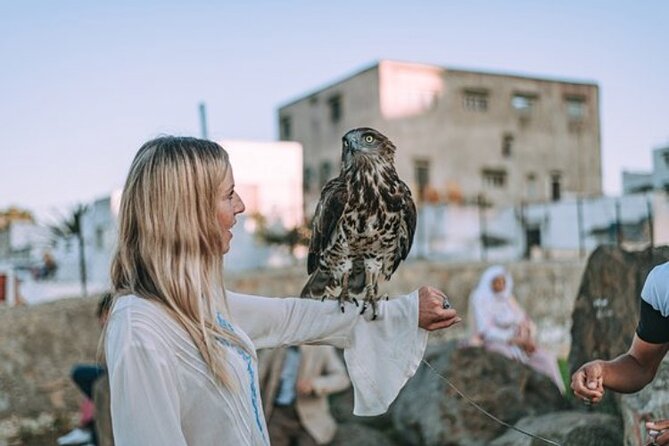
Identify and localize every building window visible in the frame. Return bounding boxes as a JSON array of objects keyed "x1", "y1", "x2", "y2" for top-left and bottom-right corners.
[
  {"x1": 303, "y1": 166, "x2": 313, "y2": 193},
  {"x1": 502, "y1": 134, "x2": 514, "y2": 158},
  {"x1": 463, "y1": 90, "x2": 488, "y2": 112},
  {"x1": 526, "y1": 173, "x2": 537, "y2": 200},
  {"x1": 551, "y1": 172, "x2": 562, "y2": 201},
  {"x1": 414, "y1": 159, "x2": 430, "y2": 201},
  {"x1": 279, "y1": 116, "x2": 291, "y2": 140},
  {"x1": 328, "y1": 94, "x2": 342, "y2": 124},
  {"x1": 662, "y1": 151, "x2": 669, "y2": 168},
  {"x1": 320, "y1": 161, "x2": 333, "y2": 188},
  {"x1": 565, "y1": 96, "x2": 586, "y2": 120},
  {"x1": 511, "y1": 93, "x2": 536, "y2": 113},
  {"x1": 482, "y1": 169, "x2": 507, "y2": 188}
]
